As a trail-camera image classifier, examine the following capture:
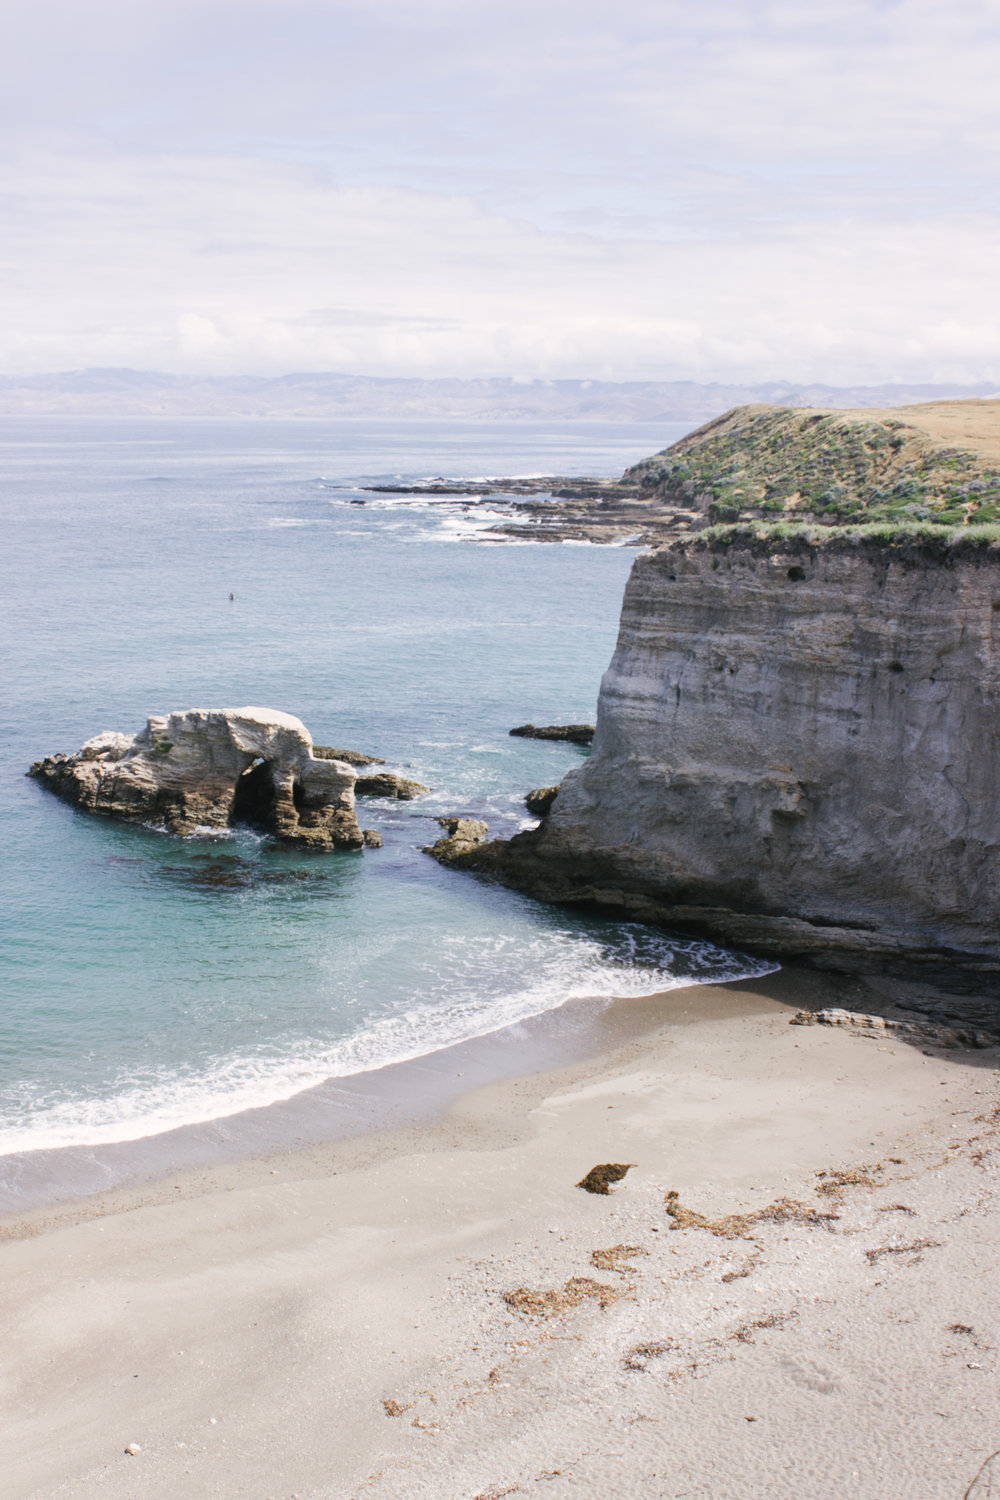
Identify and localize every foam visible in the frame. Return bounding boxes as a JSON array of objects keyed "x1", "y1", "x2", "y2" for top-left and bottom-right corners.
[{"x1": 0, "y1": 930, "x2": 776, "y2": 1156}]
